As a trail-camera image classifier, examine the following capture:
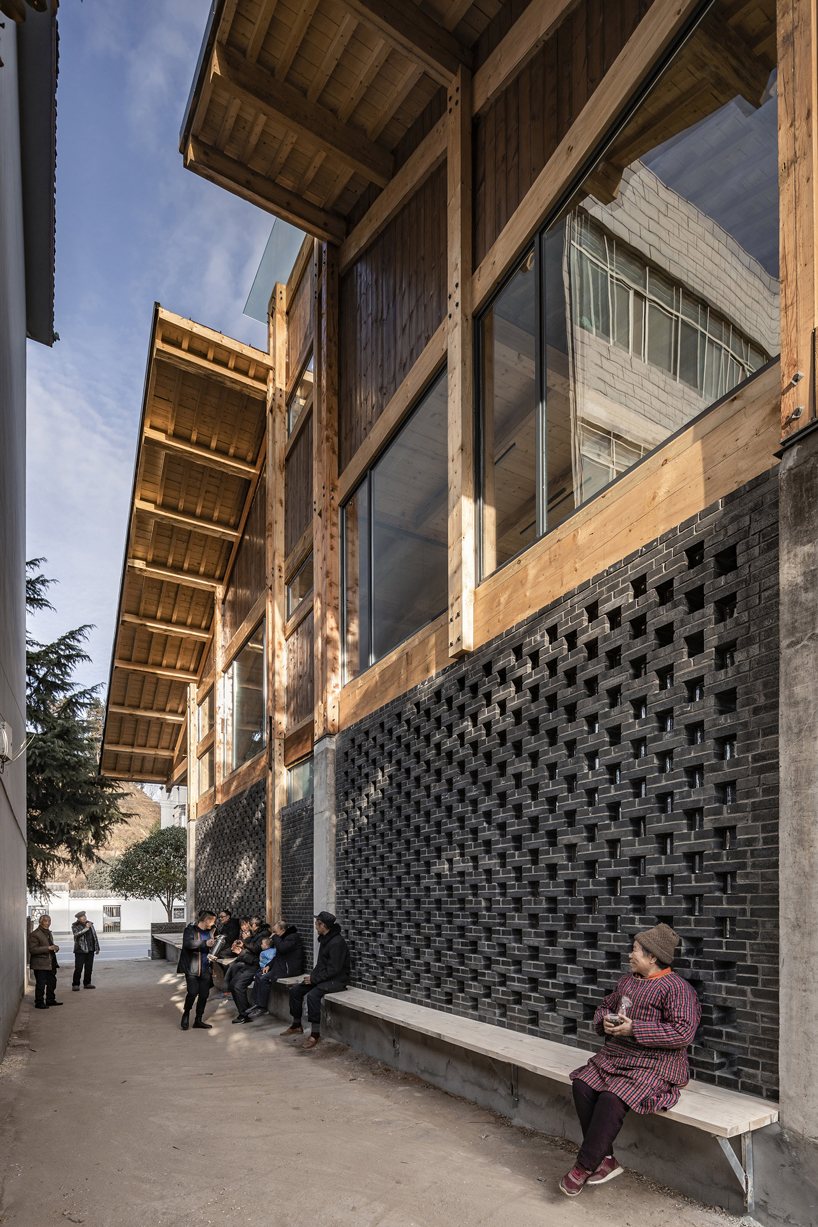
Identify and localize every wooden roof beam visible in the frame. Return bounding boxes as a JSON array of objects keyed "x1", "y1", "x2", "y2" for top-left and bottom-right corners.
[
  {"x1": 143, "y1": 426, "x2": 258, "y2": 477},
  {"x1": 335, "y1": 0, "x2": 472, "y2": 86},
  {"x1": 154, "y1": 338, "x2": 268, "y2": 397},
  {"x1": 120, "y1": 613, "x2": 212, "y2": 642},
  {"x1": 104, "y1": 744, "x2": 177, "y2": 759},
  {"x1": 156, "y1": 309, "x2": 273, "y2": 368},
  {"x1": 211, "y1": 44, "x2": 393, "y2": 187},
  {"x1": 186, "y1": 137, "x2": 347, "y2": 244},
  {"x1": 127, "y1": 559, "x2": 220, "y2": 592},
  {"x1": 134, "y1": 498, "x2": 240, "y2": 542},
  {"x1": 247, "y1": 0, "x2": 278, "y2": 62},
  {"x1": 108, "y1": 705, "x2": 186, "y2": 723},
  {"x1": 113, "y1": 659, "x2": 200, "y2": 683},
  {"x1": 100, "y1": 770, "x2": 170, "y2": 783}
]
